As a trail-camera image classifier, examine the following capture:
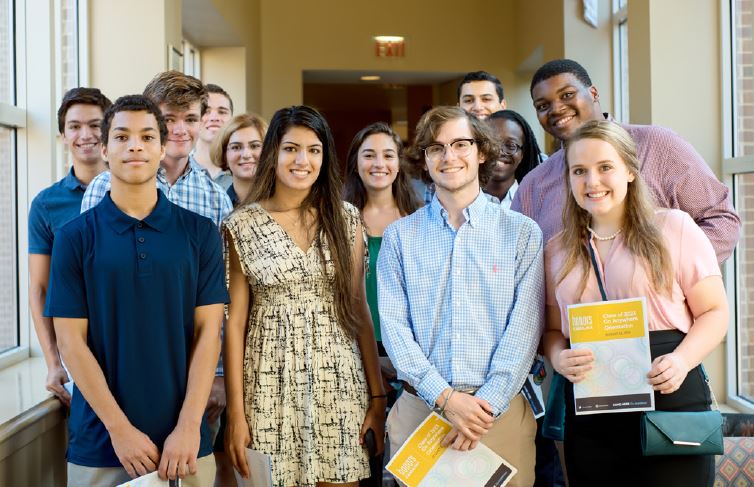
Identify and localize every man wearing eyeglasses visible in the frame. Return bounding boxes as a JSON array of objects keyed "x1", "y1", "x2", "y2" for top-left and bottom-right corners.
[
  {"x1": 378, "y1": 106, "x2": 543, "y2": 487},
  {"x1": 483, "y1": 114, "x2": 525, "y2": 209}
]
